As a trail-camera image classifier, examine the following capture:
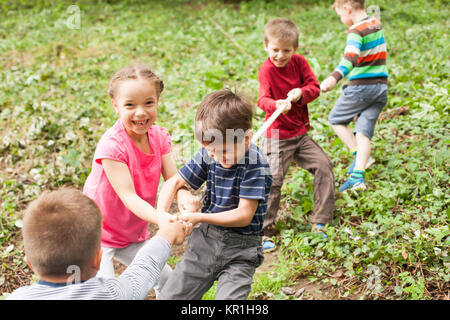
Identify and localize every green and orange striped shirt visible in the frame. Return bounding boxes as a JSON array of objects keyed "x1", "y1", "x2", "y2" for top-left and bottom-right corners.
[{"x1": 331, "y1": 16, "x2": 389, "y2": 85}]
